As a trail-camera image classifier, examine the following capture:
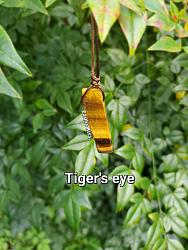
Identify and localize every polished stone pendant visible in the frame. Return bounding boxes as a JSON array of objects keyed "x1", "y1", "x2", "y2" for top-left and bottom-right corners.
[{"x1": 82, "y1": 86, "x2": 113, "y2": 153}]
